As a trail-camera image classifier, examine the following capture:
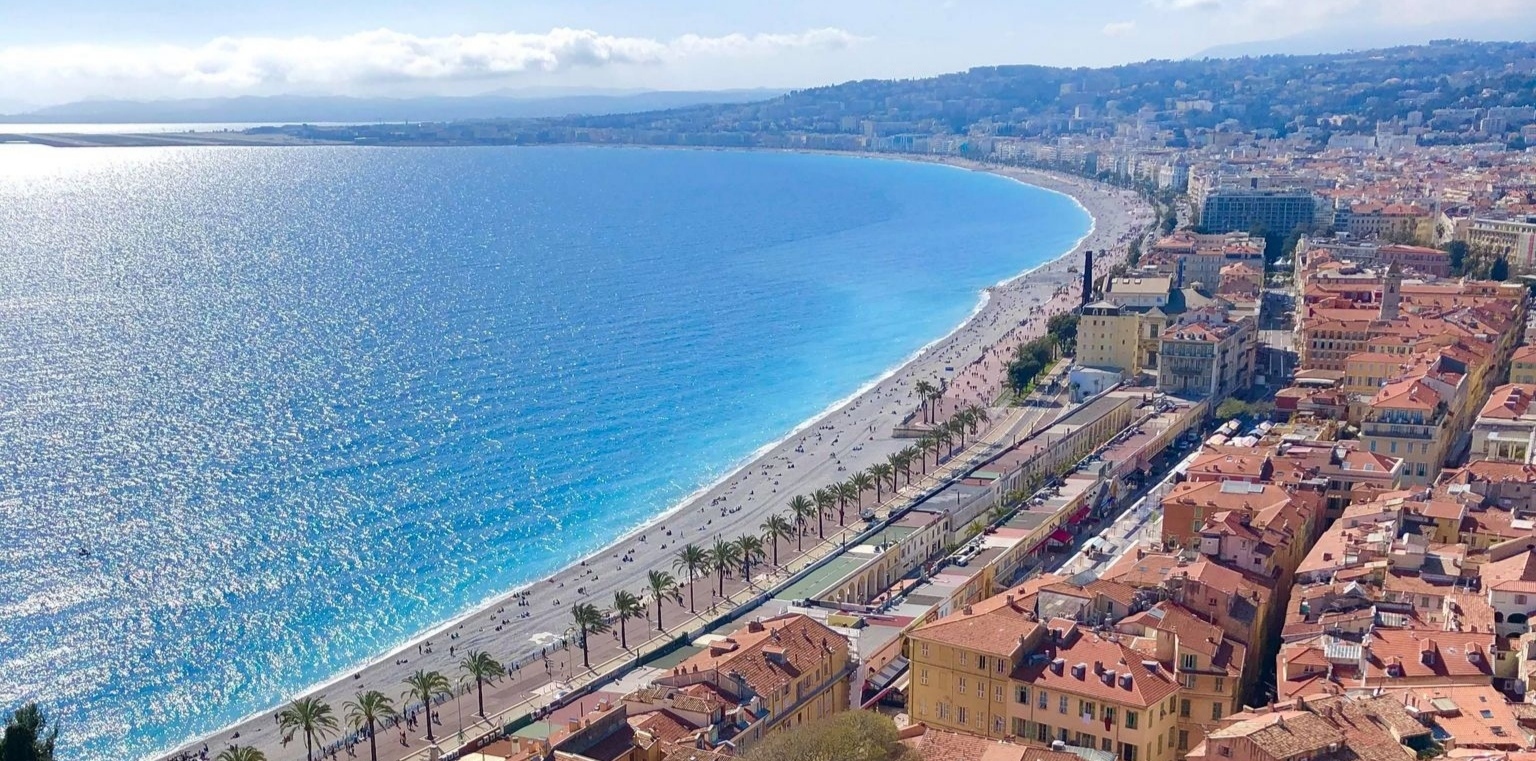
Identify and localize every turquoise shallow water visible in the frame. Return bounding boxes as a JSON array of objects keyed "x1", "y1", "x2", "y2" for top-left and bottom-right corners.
[{"x1": 0, "y1": 145, "x2": 1089, "y2": 759}]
